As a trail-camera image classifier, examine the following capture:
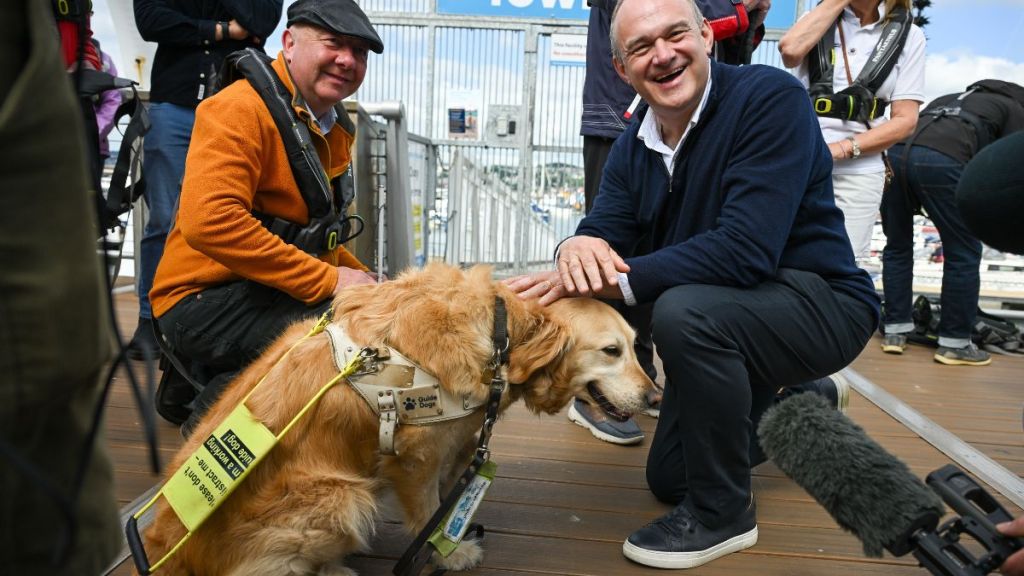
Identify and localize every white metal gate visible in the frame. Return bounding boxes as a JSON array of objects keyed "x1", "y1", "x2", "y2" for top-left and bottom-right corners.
[{"x1": 355, "y1": 2, "x2": 590, "y2": 272}]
